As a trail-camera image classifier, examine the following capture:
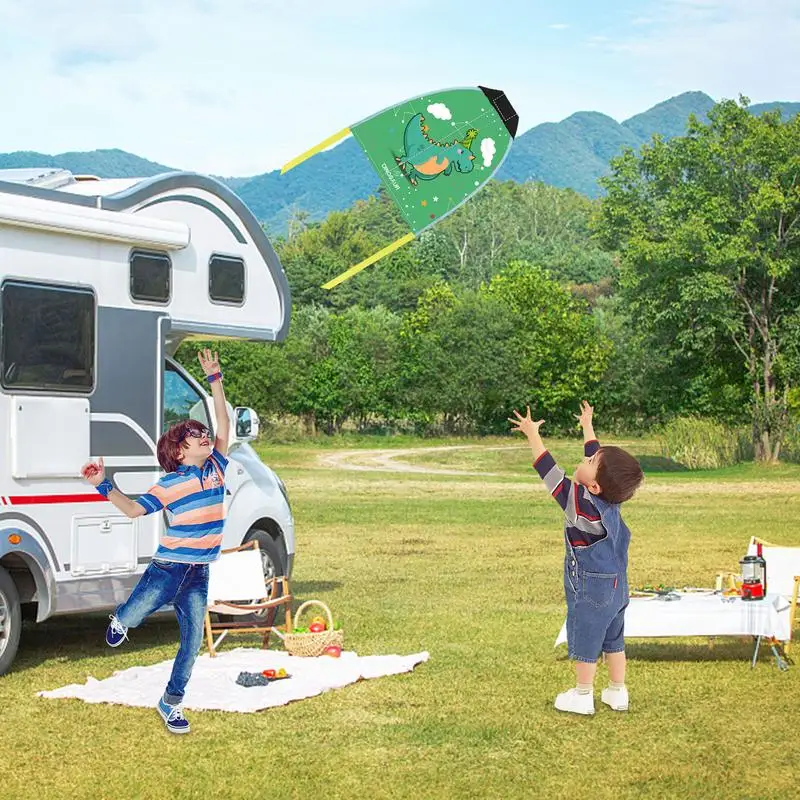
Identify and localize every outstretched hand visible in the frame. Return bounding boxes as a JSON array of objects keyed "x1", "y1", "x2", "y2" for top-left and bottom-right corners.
[
  {"x1": 81, "y1": 457, "x2": 105, "y2": 486},
  {"x1": 508, "y1": 406, "x2": 545, "y2": 439},
  {"x1": 197, "y1": 348, "x2": 220, "y2": 377},
  {"x1": 574, "y1": 400, "x2": 594, "y2": 427}
]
